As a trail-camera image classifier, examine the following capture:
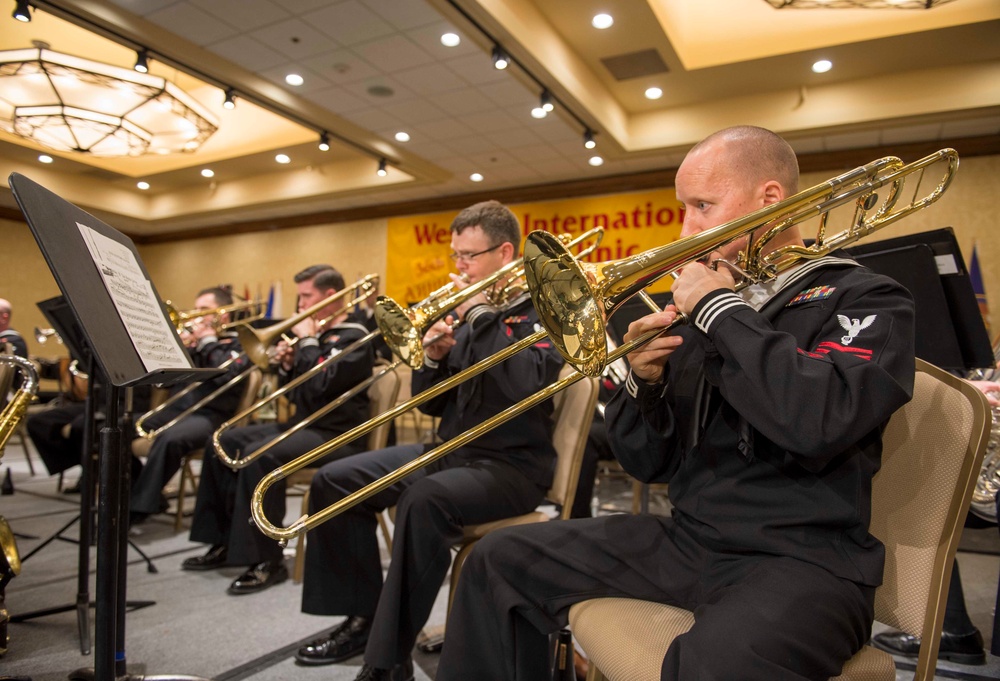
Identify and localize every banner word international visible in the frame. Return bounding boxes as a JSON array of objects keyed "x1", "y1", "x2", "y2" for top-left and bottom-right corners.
[{"x1": 386, "y1": 189, "x2": 684, "y2": 304}]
